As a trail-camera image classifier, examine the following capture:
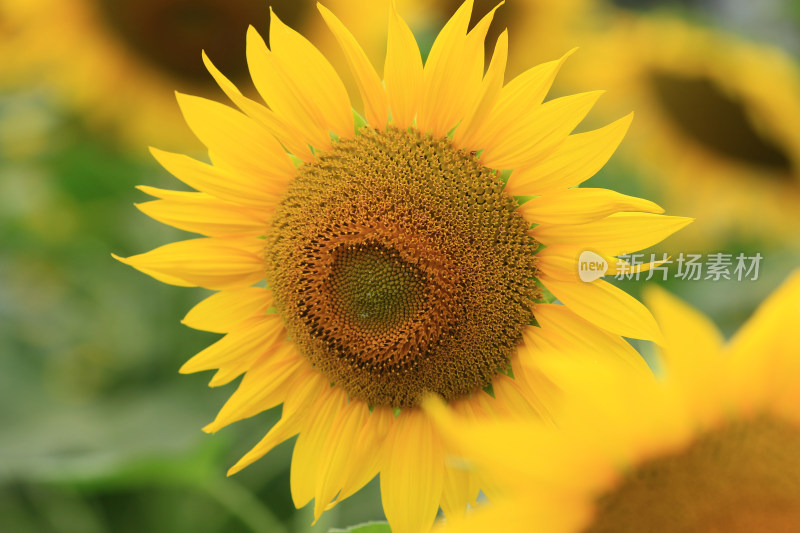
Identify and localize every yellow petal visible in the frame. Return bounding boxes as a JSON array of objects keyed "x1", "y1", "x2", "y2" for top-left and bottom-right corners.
[
  {"x1": 523, "y1": 305, "x2": 649, "y2": 373},
  {"x1": 113, "y1": 237, "x2": 264, "y2": 290},
  {"x1": 491, "y1": 373, "x2": 543, "y2": 419},
  {"x1": 436, "y1": 498, "x2": 558, "y2": 533},
  {"x1": 384, "y1": 0, "x2": 423, "y2": 129},
  {"x1": 518, "y1": 188, "x2": 663, "y2": 226},
  {"x1": 246, "y1": 25, "x2": 332, "y2": 150},
  {"x1": 642, "y1": 286, "x2": 727, "y2": 422},
  {"x1": 227, "y1": 410, "x2": 304, "y2": 476},
  {"x1": 380, "y1": 409, "x2": 445, "y2": 533},
  {"x1": 175, "y1": 92, "x2": 295, "y2": 180},
  {"x1": 135, "y1": 194, "x2": 267, "y2": 238},
  {"x1": 226, "y1": 370, "x2": 329, "y2": 476},
  {"x1": 179, "y1": 315, "x2": 284, "y2": 375},
  {"x1": 313, "y1": 400, "x2": 371, "y2": 521},
  {"x1": 423, "y1": 396, "x2": 537, "y2": 491},
  {"x1": 506, "y1": 113, "x2": 634, "y2": 195},
  {"x1": 135, "y1": 185, "x2": 196, "y2": 200},
  {"x1": 202, "y1": 51, "x2": 313, "y2": 161},
  {"x1": 535, "y1": 245, "x2": 601, "y2": 283},
  {"x1": 466, "y1": 50, "x2": 573, "y2": 157},
  {"x1": 267, "y1": 9, "x2": 353, "y2": 138},
  {"x1": 728, "y1": 271, "x2": 800, "y2": 416},
  {"x1": 204, "y1": 344, "x2": 305, "y2": 433},
  {"x1": 282, "y1": 370, "x2": 331, "y2": 419},
  {"x1": 209, "y1": 359, "x2": 254, "y2": 388},
  {"x1": 208, "y1": 314, "x2": 294, "y2": 387},
  {"x1": 418, "y1": 0, "x2": 498, "y2": 137},
  {"x1": 440, "y1": 461, "x2": 471, "y2": 520},
  {"x1": 721, "y1": 271, "x2": 800, "y2": 414},
  {"x1": 182, "y1": 287, "x2": 273, "y2": 334},
  {"x1": 115, "y1": 260, "x2": 195, "y2": 287},
  {"x1": 481, "y1": 90, "x2": 603, "y2": 170},
  {"x1": 290, "y1": 386, "x2": 347, "y2": 509},
  {"x1": 535, "y1": 246, "x2": 661, "y2": 285},
  {"x1": 149, "y1": 148, "x2": 284, "y2": 208},
  {"x1": 318, "y1": 4, "x2": 388, "y2": 129},
  {"x1": 332, "y1": 406, "x2": 394, "y2": 504},
  {"x1": 473, "y1": 388, "x2": 517, "y2": 418},
  {"x1": 509, "y1": 346, "x2": 560, "y2": 424},
  {"x1": 437, "y1": 399, "x2": 487, "y2": 505},
  {"x1": 645, "y1": 286, "x2": 723, "y2": 372},
  {"x1": 532, "y1": 213, "x2": 693, "y2": 257},
  {"x1": 537, "y1": 355, "x2": 689, "y2": 474},
  {"x1": 729, "y1": 269, "x2": 800, "y2": 359},
  {"x1": 540, "y1": 276, "x2": 664, "y2": 343},
  {"x1": 453, "y1": 30, "x2": 508, "y2": 148}
]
